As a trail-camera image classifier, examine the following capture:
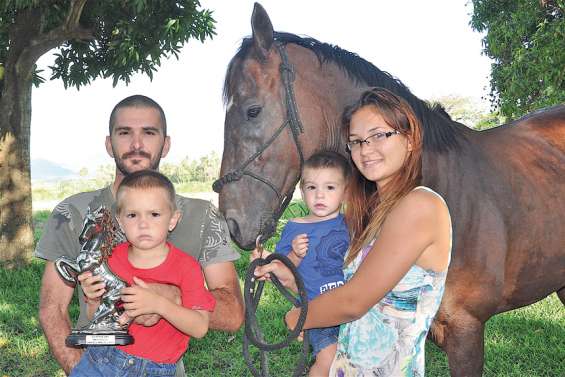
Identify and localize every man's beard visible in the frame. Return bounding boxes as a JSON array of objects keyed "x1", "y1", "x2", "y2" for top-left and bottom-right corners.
[{"x1": 113, "y1": 147, "x2": 164, "y2": 176}]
